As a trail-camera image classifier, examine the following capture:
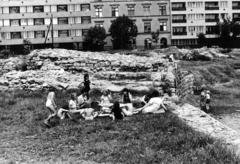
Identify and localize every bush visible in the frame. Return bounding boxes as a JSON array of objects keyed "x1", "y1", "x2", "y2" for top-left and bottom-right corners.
[
  {"x1": 0, "y1": 49, "x2": 11, "y2": 59},
  {"x1": 83, "y1": 26, "x2": 107, "y2": 51}
]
